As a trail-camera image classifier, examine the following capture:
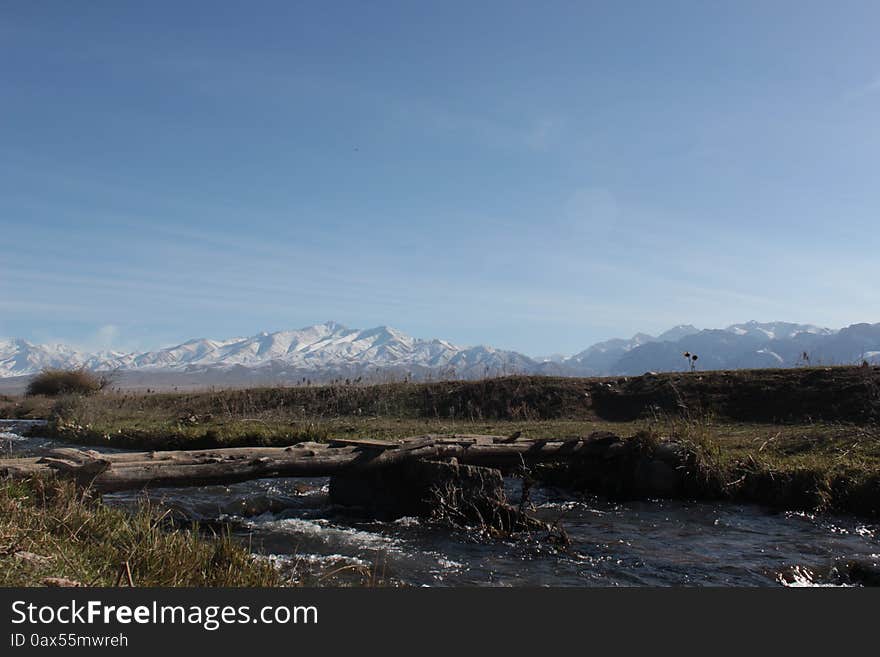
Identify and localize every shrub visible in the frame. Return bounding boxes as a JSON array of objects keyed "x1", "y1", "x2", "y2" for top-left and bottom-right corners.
[{"x1": 26, "y1": 368, "x2": 108, "y2": 397}]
